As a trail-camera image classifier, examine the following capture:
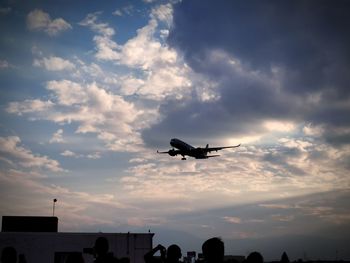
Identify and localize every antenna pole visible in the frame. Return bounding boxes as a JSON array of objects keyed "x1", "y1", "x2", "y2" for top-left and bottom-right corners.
[{"x1": 53, "y1": 199, "x2": 57, "y2": 216}]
